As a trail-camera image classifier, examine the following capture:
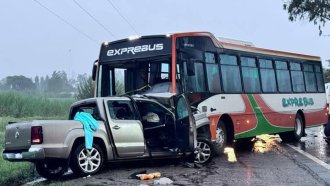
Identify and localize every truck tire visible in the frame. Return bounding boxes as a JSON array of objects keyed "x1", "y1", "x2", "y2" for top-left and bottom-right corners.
[
  {"x1": 35, "y1": 160, "x2": 67, "y2": 180},
  {"x1": 279, "y1": 114, "x2": 304, "y2": 142},
  {"x1": 70, "y1": 143, "x2": 104, "y2": 176},
  {"x1": 194, "y1": 137, "x2": 214, "y2": 164}
]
